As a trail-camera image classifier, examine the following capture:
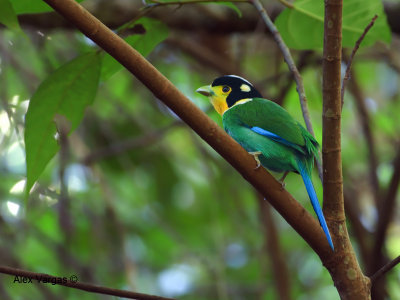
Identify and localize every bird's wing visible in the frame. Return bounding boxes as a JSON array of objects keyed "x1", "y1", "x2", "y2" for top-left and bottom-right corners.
[
  {"x1": 226, "y1": 98, "x2": 314, "y2": 153},
  {"x1": 250, "y1": 126, "x2": 306, "y2": 154}
]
